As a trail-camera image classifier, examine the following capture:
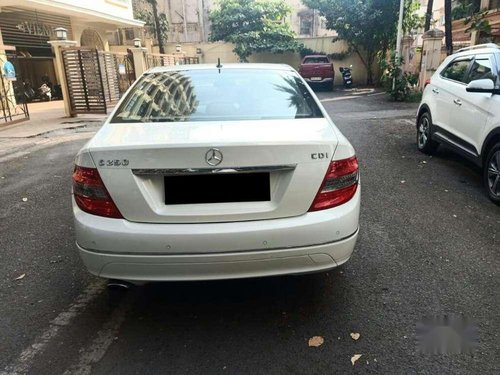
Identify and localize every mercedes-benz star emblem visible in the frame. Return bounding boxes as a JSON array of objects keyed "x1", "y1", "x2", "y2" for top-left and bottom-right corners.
[{"x1": 205, "y1": 148, "x2": 223, "y2": 166}]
